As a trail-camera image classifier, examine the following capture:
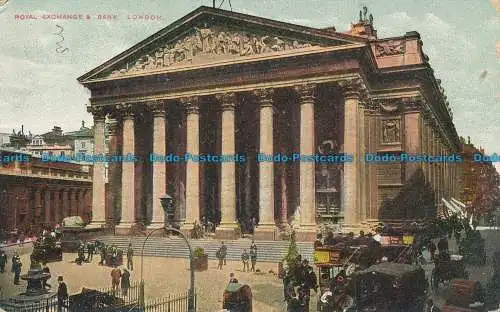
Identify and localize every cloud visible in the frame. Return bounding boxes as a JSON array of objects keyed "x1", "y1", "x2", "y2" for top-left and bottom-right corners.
[{"x1": 491, "y1": 0, "x2": 500, "y2": 11}]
